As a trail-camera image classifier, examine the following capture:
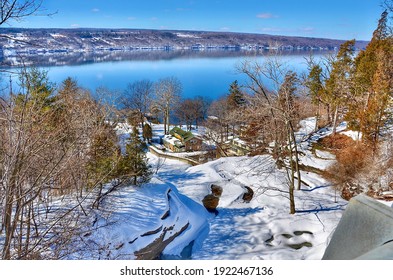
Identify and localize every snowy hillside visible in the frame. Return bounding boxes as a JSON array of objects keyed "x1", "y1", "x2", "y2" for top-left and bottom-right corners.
[
  {"x1": 49, "y1": 116, "x2": 385, "y2": 261},
  {"x1": 68, "y1": 117, "x2": 350, "y2": 260},
  {"x1": 151, "y1": 153, "x2": 346, "y2": 260}
]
